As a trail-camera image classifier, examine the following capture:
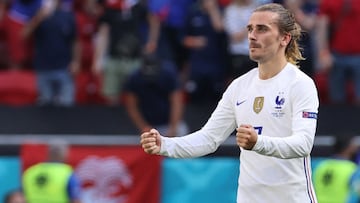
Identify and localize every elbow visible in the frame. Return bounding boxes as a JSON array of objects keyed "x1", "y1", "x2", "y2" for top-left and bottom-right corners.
[
  {"x1": 300, "y1": 140, "x2": 313, "y2": 157},
  {"x1": 208, "y1": 142, "x2": 219, "y2": 154},
  {"x1": 287, "y1": 138, "x2": 313, "y2": 158}
]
